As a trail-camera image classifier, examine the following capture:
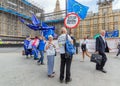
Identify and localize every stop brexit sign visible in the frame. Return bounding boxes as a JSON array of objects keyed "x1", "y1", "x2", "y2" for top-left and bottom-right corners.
[{"x1": 64, "y1": 13, "x2": 80, "y2": 29}]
